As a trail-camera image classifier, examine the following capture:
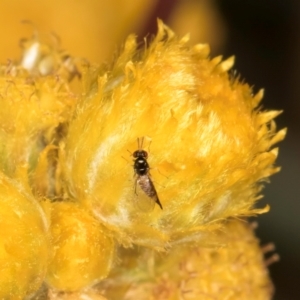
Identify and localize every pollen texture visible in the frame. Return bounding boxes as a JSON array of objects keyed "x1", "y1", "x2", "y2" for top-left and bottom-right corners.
[
  {"x1": 45, "y1": 201, "x2": 115, "y2": 292},
  {"x1": 100, "y1": 220, "x2": 273, "y2": 300}
]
